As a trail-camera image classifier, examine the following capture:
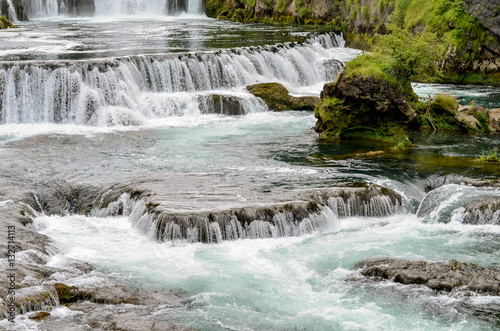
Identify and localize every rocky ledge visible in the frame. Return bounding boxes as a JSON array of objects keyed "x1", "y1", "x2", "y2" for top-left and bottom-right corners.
[
  {"x1": 355, "y1": 257, "x2": 500, "y2": 295},
  {"x1": 462, "y1": 198, "x2": 500, "y2": 225}
]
